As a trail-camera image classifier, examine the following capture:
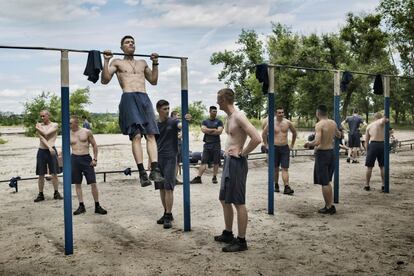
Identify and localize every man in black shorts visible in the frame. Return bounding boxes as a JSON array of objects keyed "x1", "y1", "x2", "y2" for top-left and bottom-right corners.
[
  {"x1": 364, "y1": 112, "x2": 388, "y2": 191},
  {"x1": 191, "y1": 106, "x2": 223, "y2": 184},
  {"x1": 155, "y1": 100, "x2": 191, "y2": 229},
  {"x1": 305, "y1": 105, "x2": 341, "y2": 214},
  {"x1": 70, "y1": 116, "x2": 107, "y2": 215},
  {"x1": 342, "y1": 108, "x2": 366, "y2": 163},
  {"x1": 34, "y1": 110, "x2": 63, "y2": 202}
]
